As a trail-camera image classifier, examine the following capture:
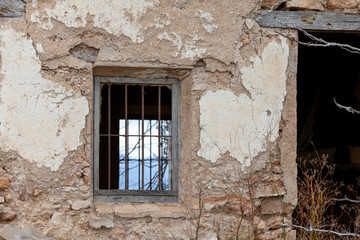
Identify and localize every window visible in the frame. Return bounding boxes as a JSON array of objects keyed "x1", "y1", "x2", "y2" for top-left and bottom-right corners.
[{"x1": 93, "y1": 77, "x2": 179, "y2": 202}]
